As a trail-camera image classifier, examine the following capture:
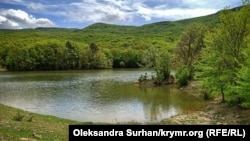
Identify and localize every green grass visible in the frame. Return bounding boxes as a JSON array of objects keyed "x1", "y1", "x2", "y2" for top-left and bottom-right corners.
[
  {"x1": 0, "y1": 103, "x2": 98, "y2": 141},
  {"x1": 0, "y1": 103, "x2": 155, "y2": 140}
]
